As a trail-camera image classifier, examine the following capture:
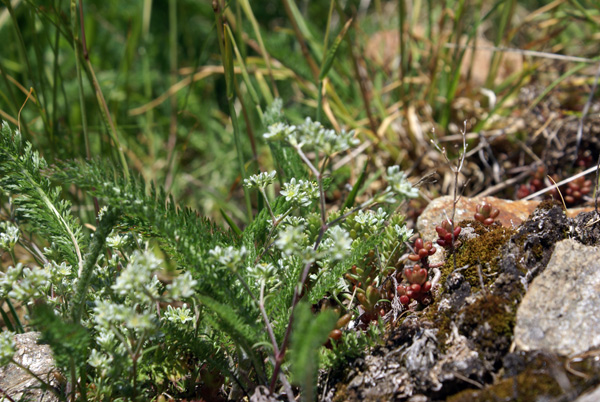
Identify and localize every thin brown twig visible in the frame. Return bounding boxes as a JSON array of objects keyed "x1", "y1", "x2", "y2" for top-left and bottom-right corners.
[
  {"x1": 574, "y1": 62, "x2": 600, "y2": 161},
  {"x1": 475, "y1": 169, "x2": 531, "y2": 197},
  {"x1": 523, "y1": 165, "x2": 598, "y2": 201}
]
